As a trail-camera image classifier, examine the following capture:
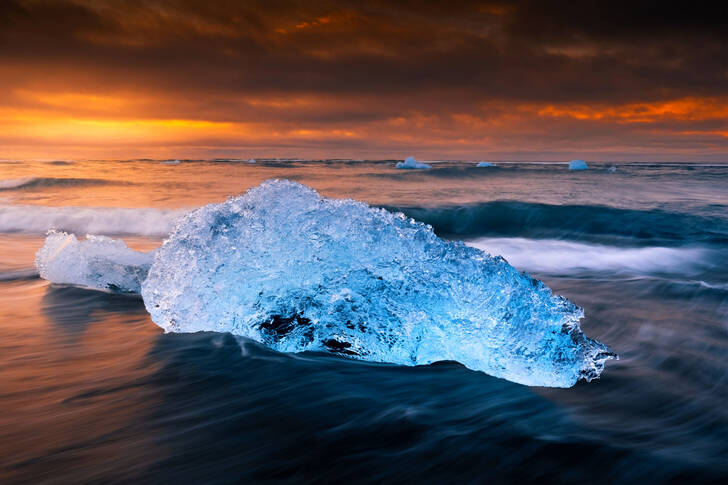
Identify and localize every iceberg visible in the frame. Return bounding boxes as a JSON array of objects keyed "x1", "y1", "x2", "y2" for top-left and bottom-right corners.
[
  {"x1": 476, "y1": 161, "x2": 495, "y2": 168},
  {"x1": 396, "y1": 156, "x2": 431, "y2": 170},
  {"x1": 247, "y1": 158, "x2": 256, "y2": 164},
  {"x1": 36, "y1": 230, "x2": 153, "y2": 293},
  {"x1": 141, "y1": 180, "x2": 613, "y2": 387},
  {"x1": 569, "y1": 160, "x2": 588, "y2": 170}
]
